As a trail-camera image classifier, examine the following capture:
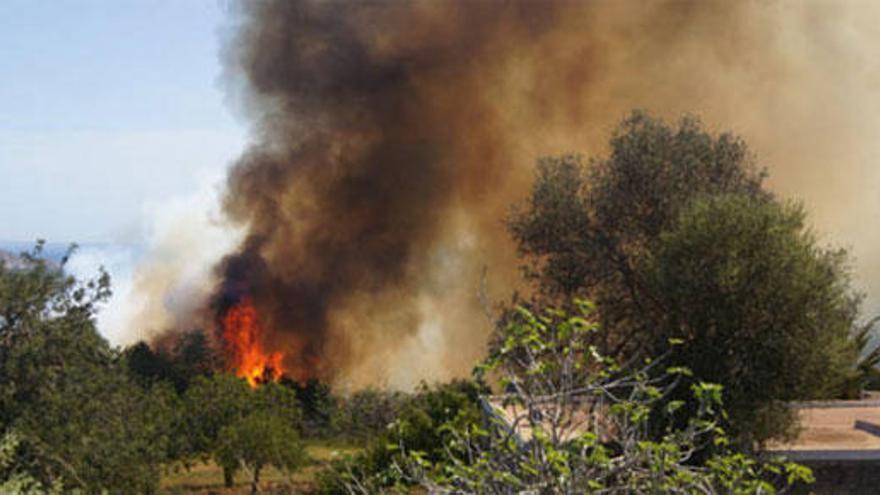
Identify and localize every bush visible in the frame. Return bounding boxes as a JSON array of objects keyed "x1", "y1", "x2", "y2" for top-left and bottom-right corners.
[
  {"x1": 402, "y1": 302, "x2": 814, "y2": 493},
  {"x1": 332, "y1": 388, "x2": 405, "y2": 443},
  {"x1": 316, "y1": 380, "x2": 484, "y2": 494},
  {"x1": 285, "y1": 378, "x2": 337, "y2": 437}
]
